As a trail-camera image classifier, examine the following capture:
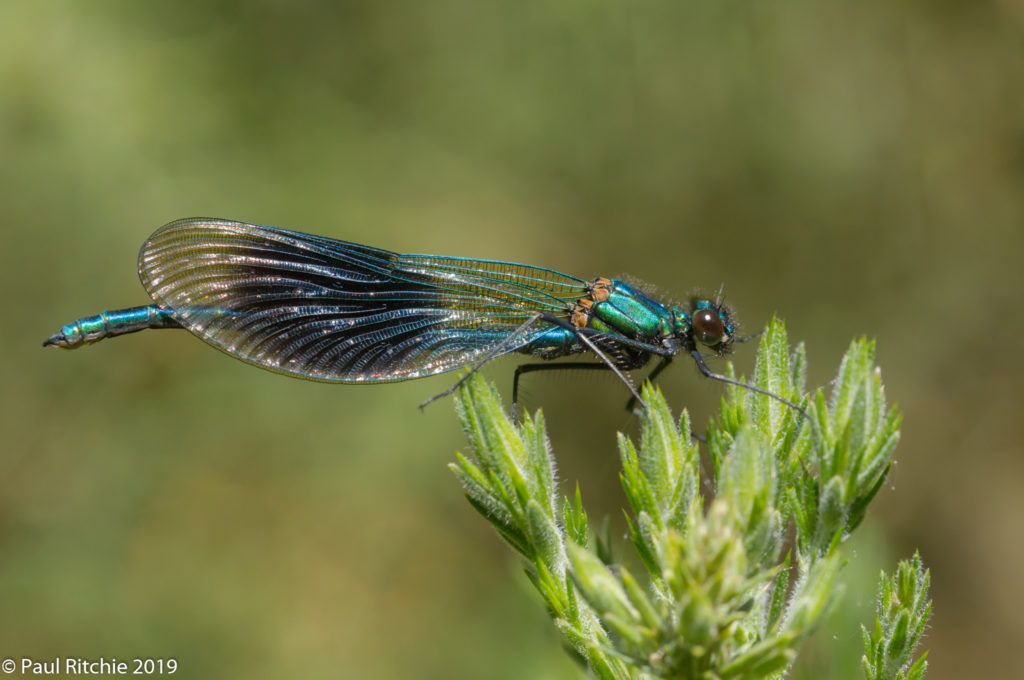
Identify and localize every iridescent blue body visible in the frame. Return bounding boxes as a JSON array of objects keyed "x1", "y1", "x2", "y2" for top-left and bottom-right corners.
[
  {"x1": 47, "y1": 305, "x2": 180, "y2": 348},
  {"x1": 44, "y1": 218, "x2": 740, "y2": 400}
]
